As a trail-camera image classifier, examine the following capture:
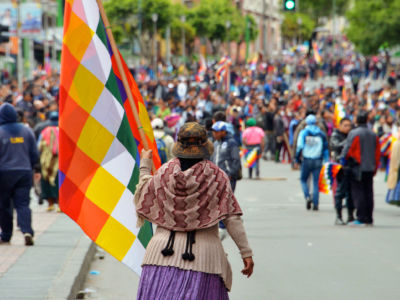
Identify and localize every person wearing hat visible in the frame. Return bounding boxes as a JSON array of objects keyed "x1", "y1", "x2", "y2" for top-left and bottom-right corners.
[
  {"x1": 151, "y1": 118, "x2": 174, "y2": 162},
  {"x1": 295, "y1": 114, "x2": 329, "y2": 211},
  {"x1": 210, "y1": 121, "x2": 241, "y2": 191},
  {"x1": 134, "y1": 122, "x2": 254, "y2": 299},
  {"x1": 242, "y1": 118, "x2": 265, "y2": 179}
]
